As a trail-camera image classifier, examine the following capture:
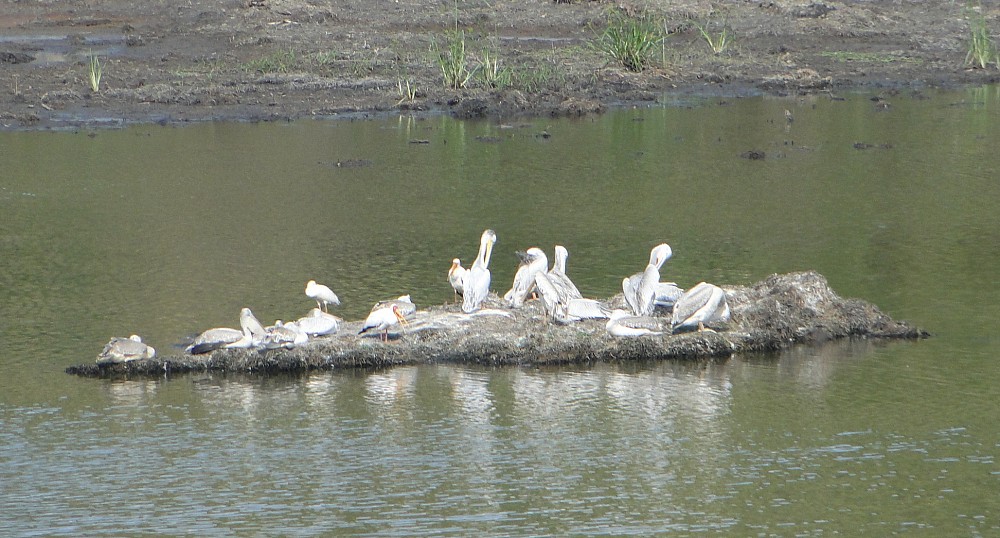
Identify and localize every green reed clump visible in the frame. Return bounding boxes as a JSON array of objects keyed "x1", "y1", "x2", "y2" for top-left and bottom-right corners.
[
  {"x1": 694, "y1": 21, "x2": 732, "y2": 54},
  {"x1": 478, "y1": 47, "x2": 512, "y2": 89},
  {"x1": 966, "y1": 10, "x2": 997, "y2": 69},
  {"x1": 88, "y1": 51, "x2": 102, "y2": 92},
  {"x1": 593, "y1": 9, "x2": 662, "y2": 72},
  {"x1": 434, "y1": 30, "x2": 478, "y2": 89}
]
